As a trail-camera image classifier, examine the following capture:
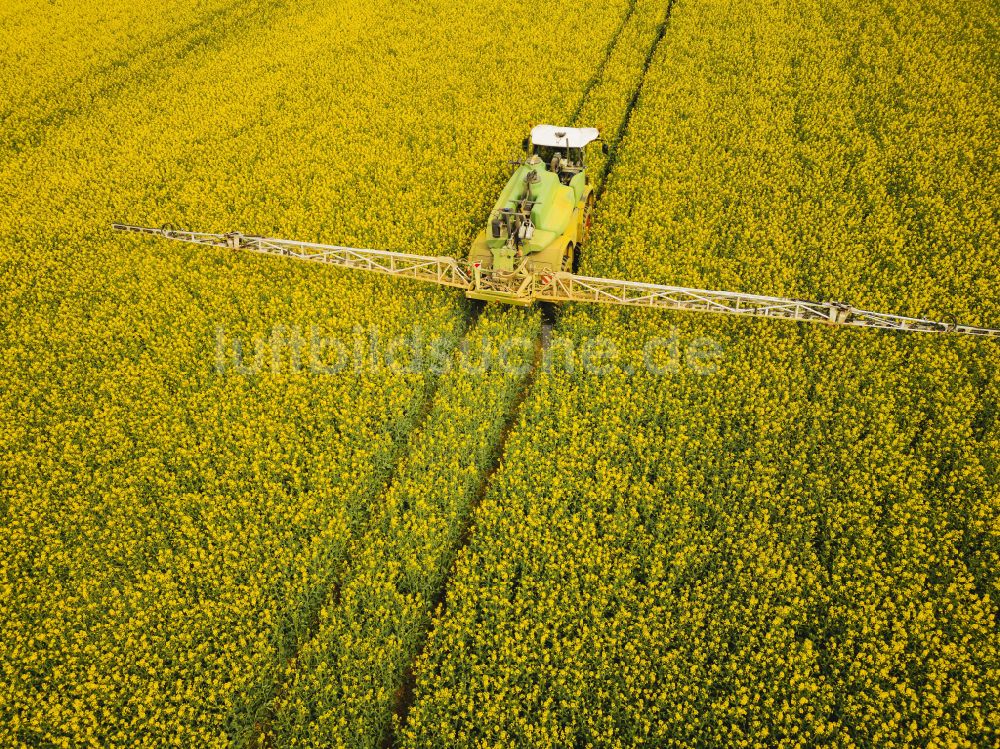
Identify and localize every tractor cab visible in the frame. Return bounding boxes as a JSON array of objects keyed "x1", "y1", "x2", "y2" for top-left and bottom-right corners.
[
  {"x1": 534, "y1": 146, "x2": 583, "y2": 185},
  {"x1": 525, "y1": 124, "x2": 601, "y2": 188}
]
